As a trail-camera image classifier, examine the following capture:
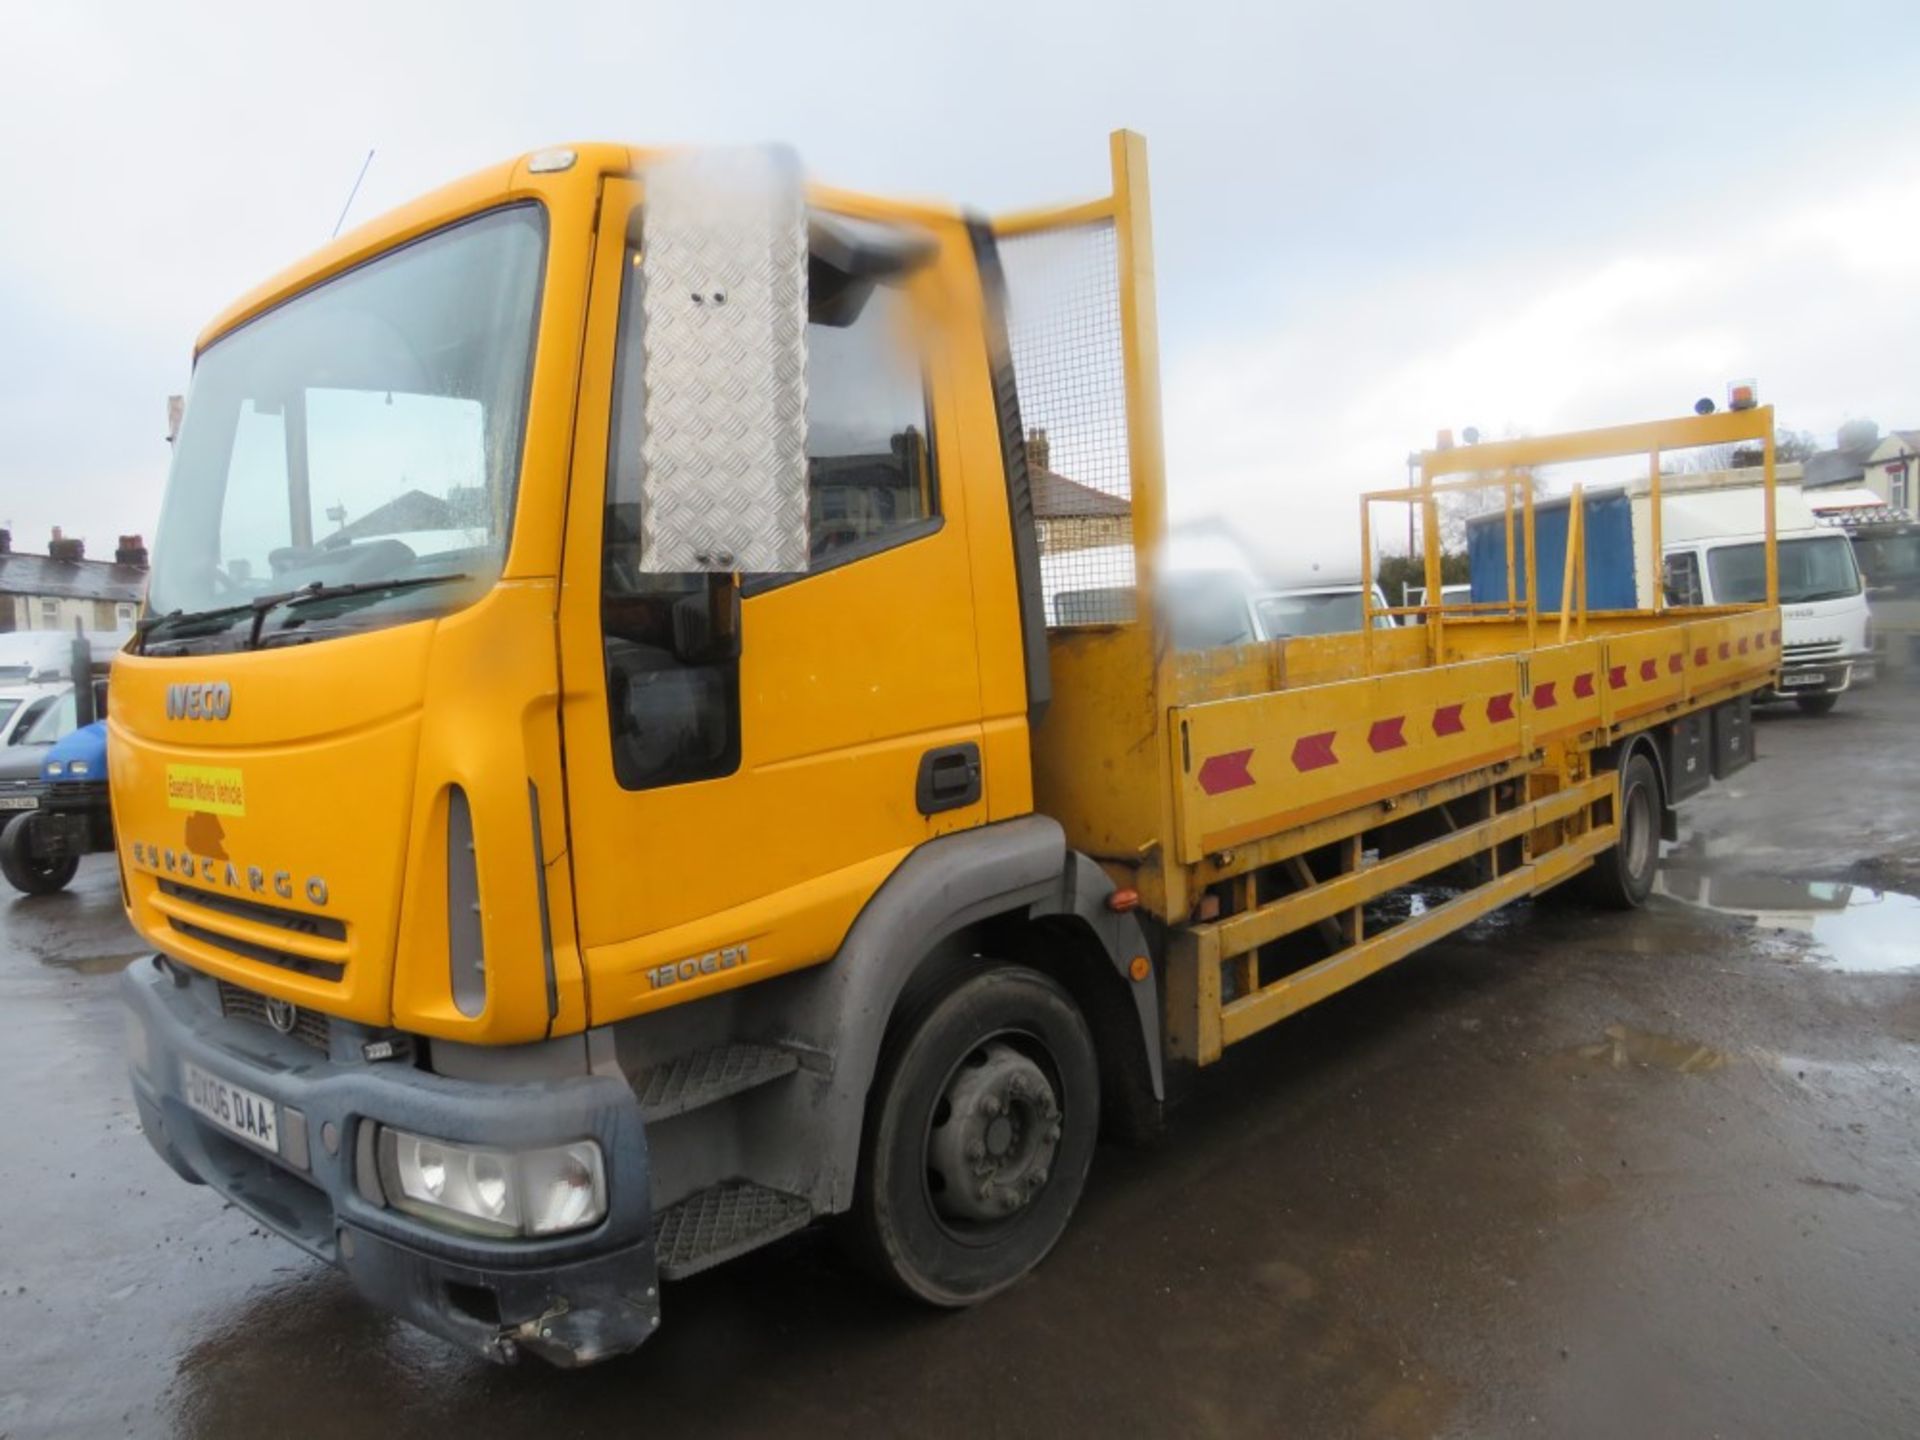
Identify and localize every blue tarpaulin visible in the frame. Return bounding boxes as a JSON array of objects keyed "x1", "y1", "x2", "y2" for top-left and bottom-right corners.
[{"x1": 1466, "y1": 489, "x2": 1638, "y2": 613}]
